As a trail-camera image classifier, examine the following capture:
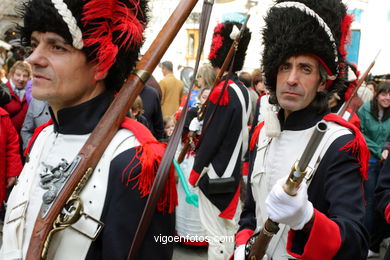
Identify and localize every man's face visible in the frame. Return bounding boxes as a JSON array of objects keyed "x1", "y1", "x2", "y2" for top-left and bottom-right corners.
[
  {"x1": 27, "y1": 31, "x2": 103, "y2": 113},
  {"x1": 276, "y1": 55, "x2": 326, "y2": 117},
  {"x1": 10, "y1": 69, "x2": 29, "y2": 90}
]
